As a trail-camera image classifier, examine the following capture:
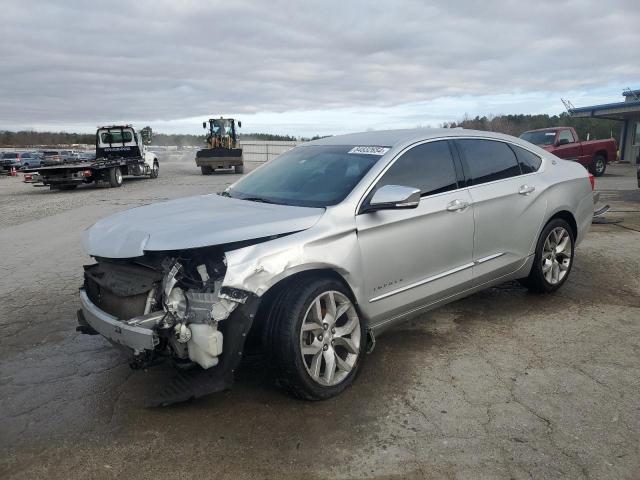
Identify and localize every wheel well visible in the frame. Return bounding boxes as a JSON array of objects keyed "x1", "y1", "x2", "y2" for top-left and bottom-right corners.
[
  {"x1": 548, "y1": 210, "x2": 577, "y2": 239},
  {"x1": 594, "y1": 150, "x2": 607, "y2": 160},
  {"x1": 243, "y1": 269, "x2": 356, "y2": 352}
]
